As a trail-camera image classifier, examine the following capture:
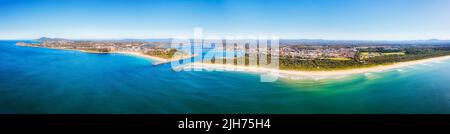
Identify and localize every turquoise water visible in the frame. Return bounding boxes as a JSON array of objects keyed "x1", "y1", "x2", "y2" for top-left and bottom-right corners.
[{"x1": 1, "y1": 40, "x2": 449, "y2": 114}]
